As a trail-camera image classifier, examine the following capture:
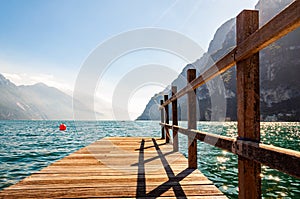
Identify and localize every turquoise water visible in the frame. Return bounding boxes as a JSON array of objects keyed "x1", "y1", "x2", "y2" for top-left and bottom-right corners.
[{"x1": 0, "y1": 120, "x2": 299, "y2": 198}]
